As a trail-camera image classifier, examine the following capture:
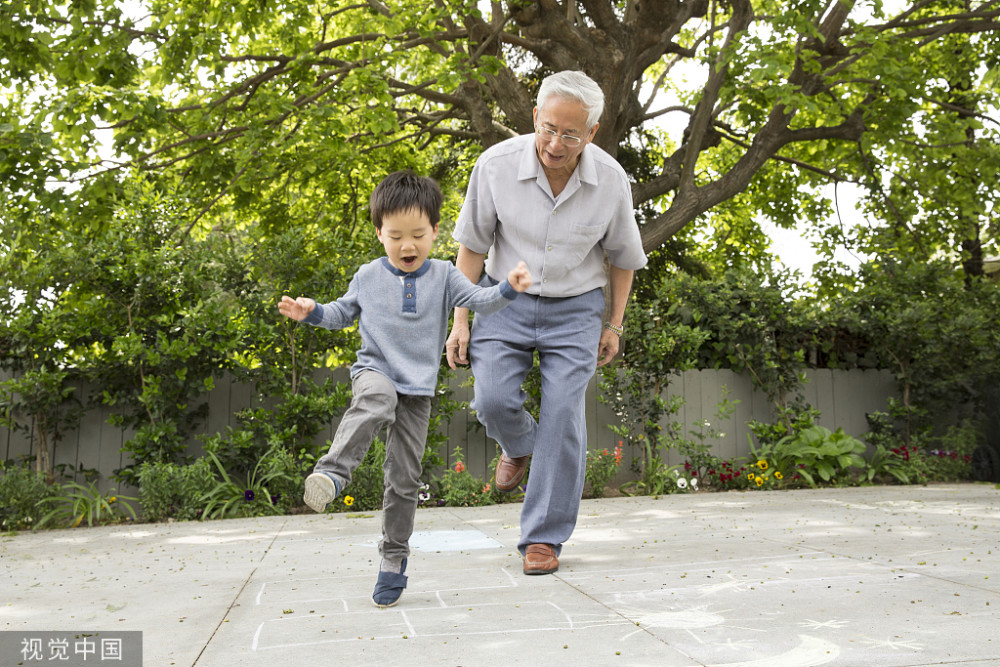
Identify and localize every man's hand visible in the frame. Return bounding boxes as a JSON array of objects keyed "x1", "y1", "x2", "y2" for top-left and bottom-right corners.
[
  {"x1": 596, "y1": 328, "x2": 620, "y2": 367},
  {"x1": 278, "y1": 296, "x2": 315, "y2": 322},
  {"x1": 507, "y1": 261, "x2": 532, "y2": 292},
  {"x1": 446, "y1": 319, "x2": 470, "y2": 369}
]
